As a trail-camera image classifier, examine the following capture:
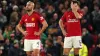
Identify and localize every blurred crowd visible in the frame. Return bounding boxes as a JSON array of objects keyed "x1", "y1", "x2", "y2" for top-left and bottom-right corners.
[{"x1": 0, "y1": 0, "x2": 100, "y2": 56}]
